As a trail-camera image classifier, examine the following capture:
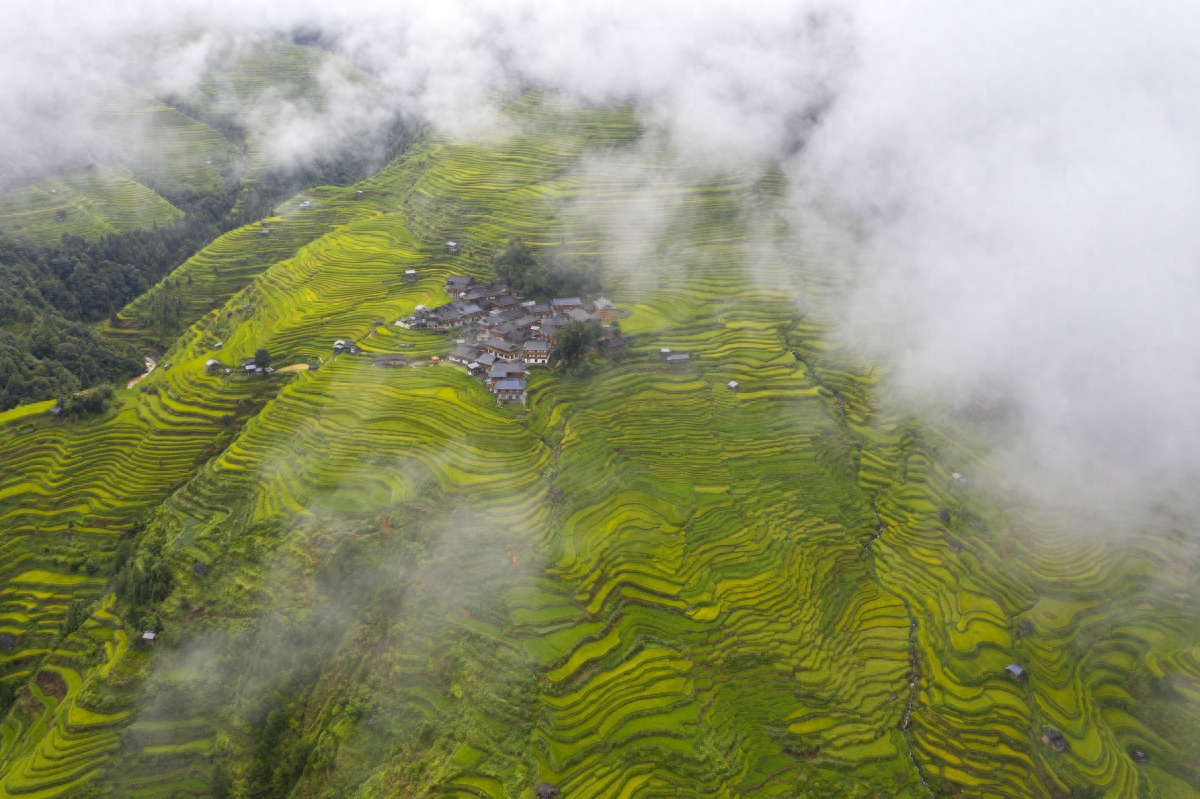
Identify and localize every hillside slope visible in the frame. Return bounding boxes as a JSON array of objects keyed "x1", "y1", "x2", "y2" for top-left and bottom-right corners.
[
  {"x1": 0, "y1": 166, "x2": 182, "y2": 246},
  {"x1": 0, "y1": 95, "x2": 1195, "y2": 799}
]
